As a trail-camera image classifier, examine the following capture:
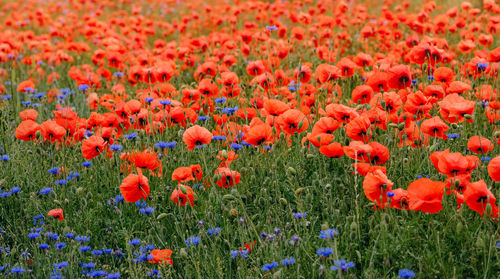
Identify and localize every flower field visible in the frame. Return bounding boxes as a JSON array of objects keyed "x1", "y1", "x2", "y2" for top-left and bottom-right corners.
[{"x1": 0, "y1": 0, "x2": 500, "y2": 278}]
